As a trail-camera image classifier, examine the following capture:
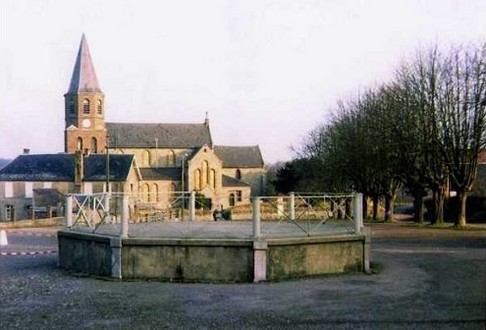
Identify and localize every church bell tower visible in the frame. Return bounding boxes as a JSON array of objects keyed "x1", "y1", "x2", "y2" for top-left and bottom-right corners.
[{"x1": 64, "y1": 34, "x2": 107, "y2": 154}]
